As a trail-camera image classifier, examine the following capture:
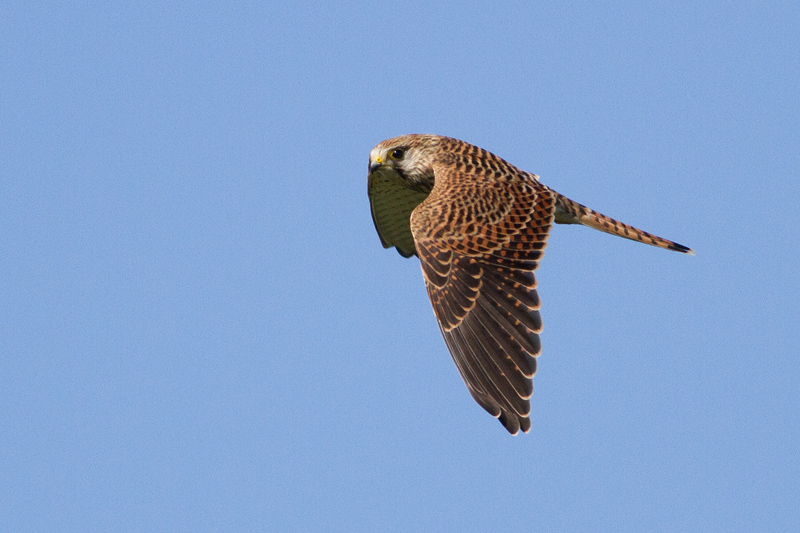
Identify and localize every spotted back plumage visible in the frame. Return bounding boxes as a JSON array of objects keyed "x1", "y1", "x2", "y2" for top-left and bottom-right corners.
[{"x1": 367, "y1": 134, "x2": 692, "y2": 434}]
